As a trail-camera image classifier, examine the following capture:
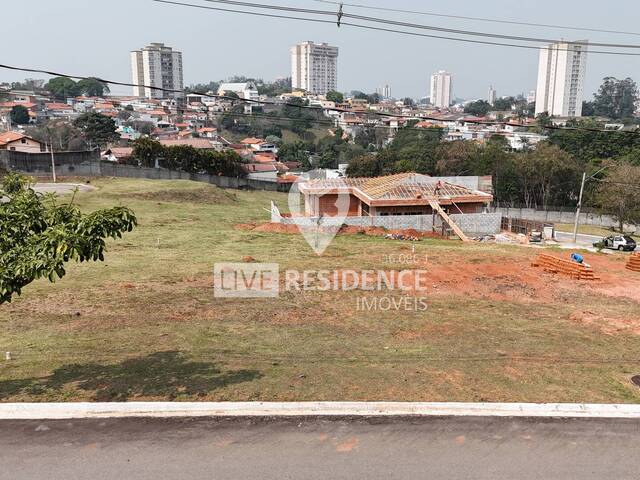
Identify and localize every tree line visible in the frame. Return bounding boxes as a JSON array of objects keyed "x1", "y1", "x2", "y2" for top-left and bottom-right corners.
[{"x1": 130, "y1": 138, "x2": 245, "y2": 177}]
